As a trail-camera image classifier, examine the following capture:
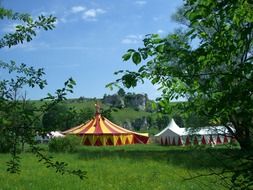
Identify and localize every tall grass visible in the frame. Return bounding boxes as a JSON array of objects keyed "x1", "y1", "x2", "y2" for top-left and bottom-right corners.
[{"x1": 0, "y1": 144, "x2": 233, "y2": 190}]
